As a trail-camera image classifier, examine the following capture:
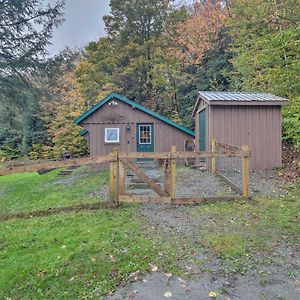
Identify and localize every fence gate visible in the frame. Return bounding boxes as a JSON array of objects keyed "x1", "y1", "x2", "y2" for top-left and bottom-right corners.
[{"x1": 109, "y1": 143, "x2": 250, "y2": 206}]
